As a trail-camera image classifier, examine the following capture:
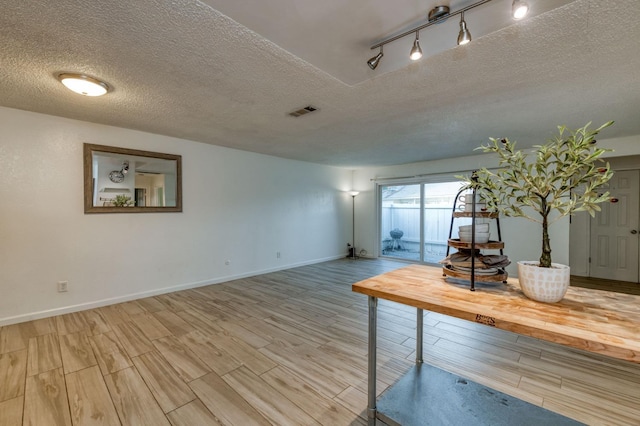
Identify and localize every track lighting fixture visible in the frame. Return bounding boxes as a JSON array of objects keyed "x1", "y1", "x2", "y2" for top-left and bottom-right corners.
[
  {"x1": 457, "y1": 12, "x2": 472, "y2": 46},
  {"x1": 367, "y1": 46, "x2": 384, "y2": 70},
  {"x1": 512, "y1": 0, "x2": 529, "y2": 20},
  {"x1": 367, "y1": 0, "x2": 531, "y2": 69},
  {"x1": 410, "y1": 32, "x2": 422, "y2": 61}
]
